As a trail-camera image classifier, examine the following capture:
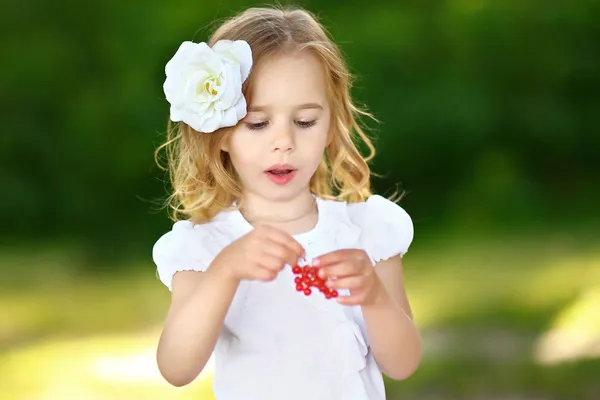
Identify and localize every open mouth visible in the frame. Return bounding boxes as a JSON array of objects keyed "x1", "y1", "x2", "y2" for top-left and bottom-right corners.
[
  {"x1": 264, "y1": 165, "x2": 297, "y2": 185},
  {"x1": 267, "y1": 169, "x2": 294, "y2": 176}
]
